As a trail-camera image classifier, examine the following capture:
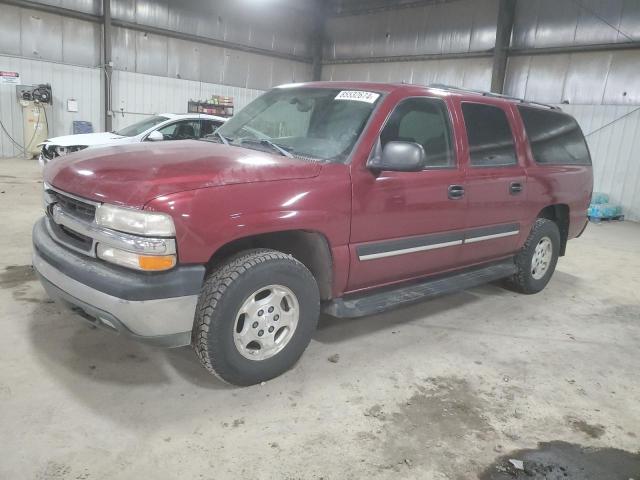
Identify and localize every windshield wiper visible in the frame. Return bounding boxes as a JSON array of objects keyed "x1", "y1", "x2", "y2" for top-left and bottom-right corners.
[
  {"x1": 214, "y1": 131, "x2": 230, "y2": 145},
  {"x1": 240, "y1": 138, "x2": 293, "y2": 158}
]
